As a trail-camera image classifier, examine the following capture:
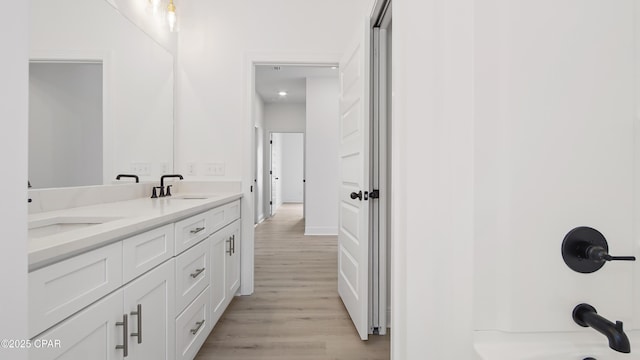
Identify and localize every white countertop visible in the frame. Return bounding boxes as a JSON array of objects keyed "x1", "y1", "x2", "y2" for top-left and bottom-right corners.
[{"x1": 28, "y1": 192, "x2": 242, "y2": 271}]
